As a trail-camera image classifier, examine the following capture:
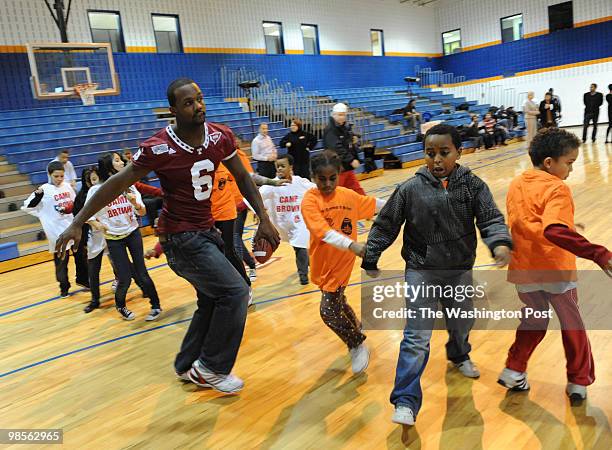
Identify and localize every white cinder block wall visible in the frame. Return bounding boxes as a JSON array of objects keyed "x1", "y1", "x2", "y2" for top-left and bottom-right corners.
[
  {"x1": 436, "y1": 0, "x2": 612, "y2": 48},
  {"x1": 0, "y1": 0, "x2": 440, "y2": 55}
]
